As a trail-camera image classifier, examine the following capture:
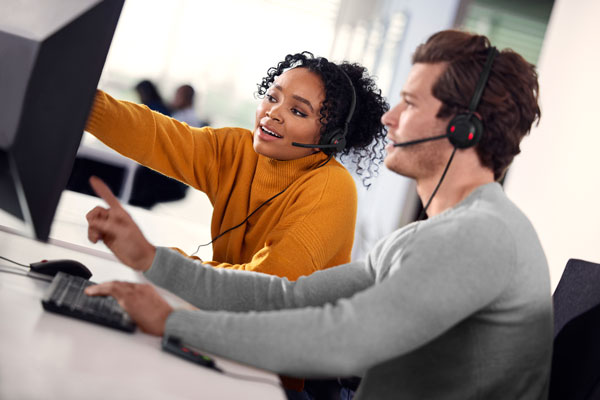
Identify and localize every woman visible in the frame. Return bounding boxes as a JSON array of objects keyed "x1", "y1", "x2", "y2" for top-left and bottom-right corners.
[
  {"x1": 86, "y1": 52, "x2": 388, "y2": 281},
  {"x1": 87, "y1": 52, "x2": 387, "y2": 397}
]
